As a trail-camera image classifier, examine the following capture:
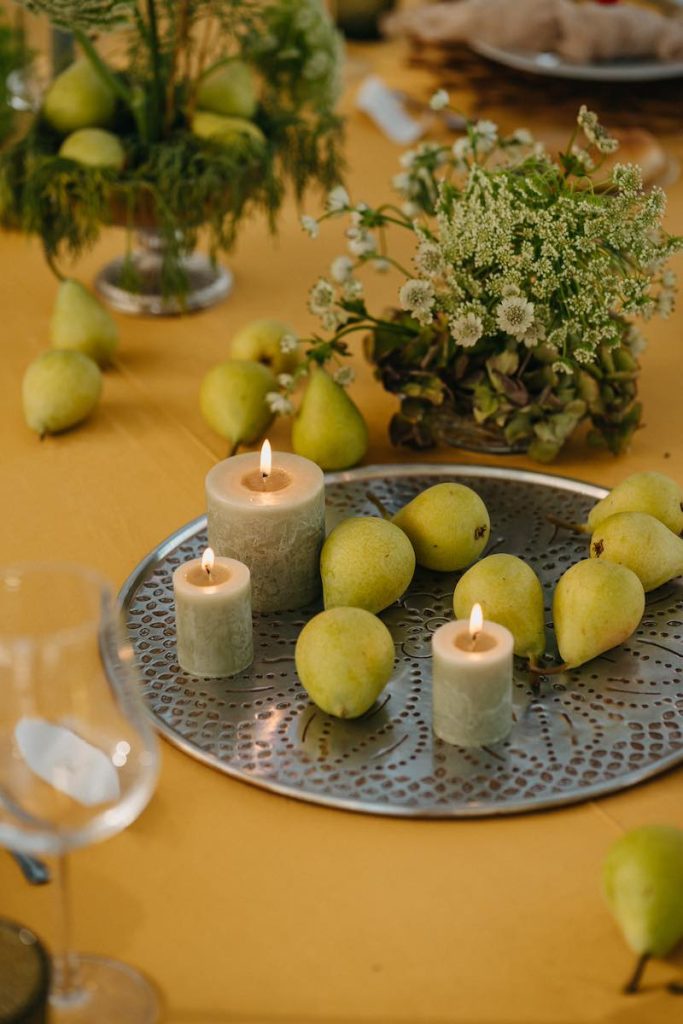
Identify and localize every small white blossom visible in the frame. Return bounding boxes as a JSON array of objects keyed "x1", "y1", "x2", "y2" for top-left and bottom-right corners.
[
  {"x1": 343, "y1": 278, "x2": 364, "y2": 301},
  {"x1": 452, "y1": 137, "x2": 472, "y2": 161},
  {"x1": 330, "y1": 255, "x2": 353, "y2": 283},
  {"x1": 399, "y1": 150, "x2": 417, "y2": 169},
  {"x1": 300, "y1": 215, "x2": 319, "y2": 239},
  {"x1": 510, "y1": 128, "x2": 533, "y2": 146},
  {"x1": 321, "y1": 310, "x2": 346, "y2": 331},
  {"x1": 661, "y1": 269, "x2": 677, "y2": 289},
  {"x1": 552, "y1": 361, "x2": 573, "y2": 376},
  {"x1": 399, "y1": 279, "x2": 434, "y2": 325},
  {"x1": 266, "y1": 392, "x2": 294, "y2": 415},
  {"x1": 521, "y1": 322, "x2": 546, "y2": 349},
  {"x1": 500, "y1": 283, "x2": 521, "y2": 298},
  {"x1": 308, "y1": 278, "x2": 335, "y2": 314},
  {"x1": 429, "y1": 89, "x2": 449, "y2": 111},
  {"x1": 401, "y1": 201, "x2": 420, "y2": 218},
  {"x1": 571, "y1": 145, "x2": 595, "y2": 173},
  {"x1": 577, "y1": 105, "x2": 619, "y2": 155},
  {"x1": 392, "y1": 172, "x2": 412, "y2": 193},
  {"x1": 473, "y1": 119, "x2": 498, "y2": 153},
  {"x1": 372, "y1": 258, "x2": 390, "y2": 273},
  {"x1": 347, "y1": 229, "x2": 377, "y2": 257},
  {"x1": 415, "y1": 241, "x2": 444, "y2": 276},
  {"x1": 449, "y1": 312, "x2": 483, "y2": 348},
  {"x1": 333, "y1": 365, "x2": 355, "y2": 386},
  {"x1": 657, "y1": 290, "x2": 675, "y2": 317},
  {"x1": 277, "y1": 373, "x2": 294, "y2": 389},
  {"x1": 280, "y1": 333, "x2": 299, "y2": 354},
  {"x1": 496, "y1": 296, "x2": 535, "y2": 337},
  {"x1": 326, "y1": 186, "x2": 350, "y2": 213}
]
